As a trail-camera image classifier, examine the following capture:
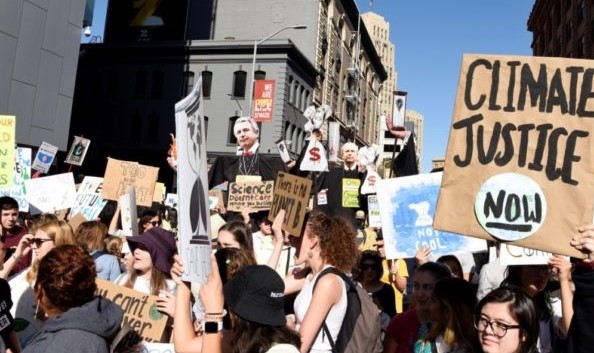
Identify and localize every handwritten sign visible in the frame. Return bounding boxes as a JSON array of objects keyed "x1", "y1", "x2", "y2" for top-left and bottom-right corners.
[
  {"x1": 32, "y1": 141, "x2": 58, "y2": 174},
  {"x1": 153, "y1": 182, "x2": 166, "y2": 203},
  {"x1": 499, "y1": 244, "x2": 558, "y2": 266},
  {"x1": 268, "y1": 172, "x2": 312, "y2": 237},
  {"x1": 0, "y1": 115, "x2": 15, "y2": 187},
  {"x1": 434, "y1": 54, "x2": 594, "y2": 258},
  {"x1": 101, "y1": 158, "x2": 159, "y2": 207},
  {"x1": 227, "y1": 181, "x2": 274, "y2": 212},
  {"x1": 70, "y1": 176, "x2": 107, "y2": 221},
  {"x1": 342, "y1": 178, "x2": 360, "y2": 208},
  {"x1": 164, "y1": 193, "x2": 178, "y2": 208},
  {"x1": 367, "y1": 194, "x2": 382, "y2": 228},
  {"x1": 0, "y1": 147, "x2": 31, "y2": 211},
  {"x1": 96, "y1": 279, "x2": 168, "y2": 343},
  {"x1": 24, "y1": 173, "x2": 76, "y2": 214},
  {"x1": 377, "y1": 173, "x2": 486, "y2": 259},
  {"x1": 64, "y1": 135, "x2": 91, "y2": 166}
]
